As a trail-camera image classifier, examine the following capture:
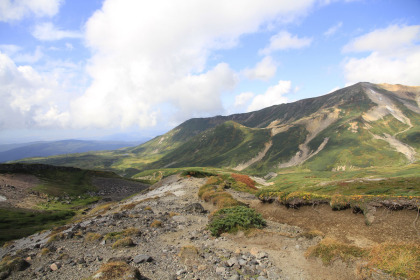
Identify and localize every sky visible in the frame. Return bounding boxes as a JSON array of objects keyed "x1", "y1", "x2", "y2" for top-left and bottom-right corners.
[{"x1": 0, "y1": 0, "x2": 419, "y2": 144}]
